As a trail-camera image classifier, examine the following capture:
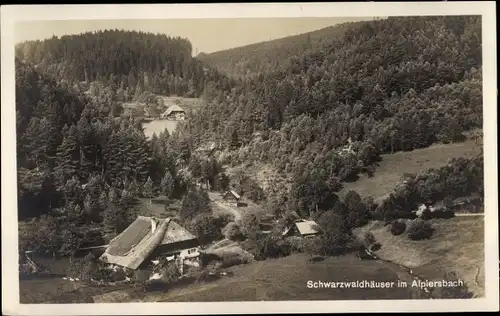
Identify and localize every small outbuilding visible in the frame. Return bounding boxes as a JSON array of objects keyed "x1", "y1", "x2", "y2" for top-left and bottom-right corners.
[{"x1": 222, "y1": 190, "x2": 242, "y2": 207}]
